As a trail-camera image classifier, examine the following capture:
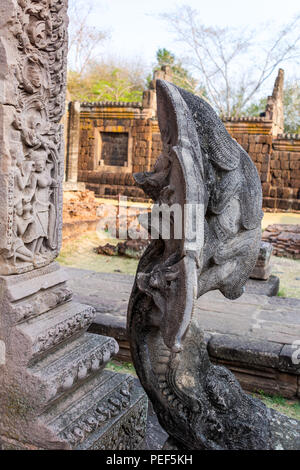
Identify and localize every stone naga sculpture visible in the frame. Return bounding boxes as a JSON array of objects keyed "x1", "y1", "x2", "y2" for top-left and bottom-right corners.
[{"x1": 128, "y1": 80, "x2": 300, "y2": 450}]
